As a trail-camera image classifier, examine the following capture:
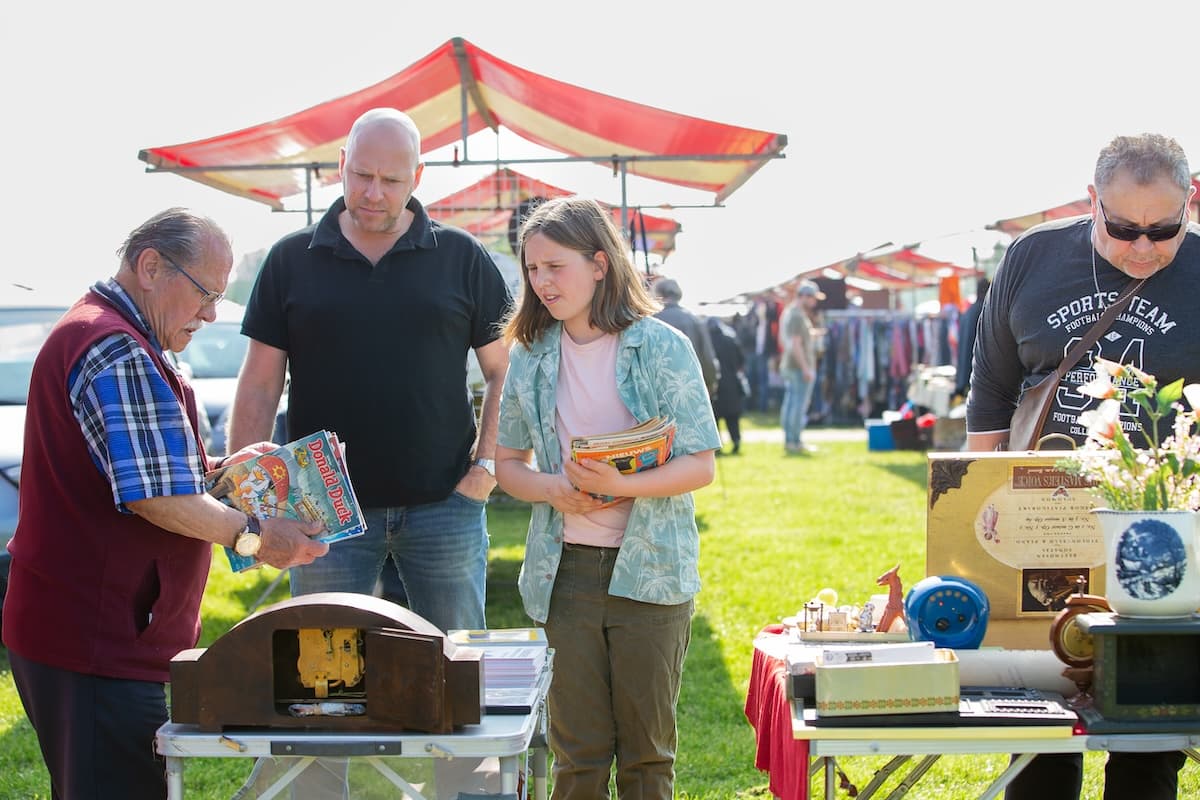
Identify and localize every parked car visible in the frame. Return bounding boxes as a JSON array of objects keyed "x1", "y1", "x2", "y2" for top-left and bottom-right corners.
[
  {"x1": 174, "y1": 301, "x2": 287, "y2": 455},
  {"x1": 0, "y1": 288, "x2": 70, "y2": 630}
]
